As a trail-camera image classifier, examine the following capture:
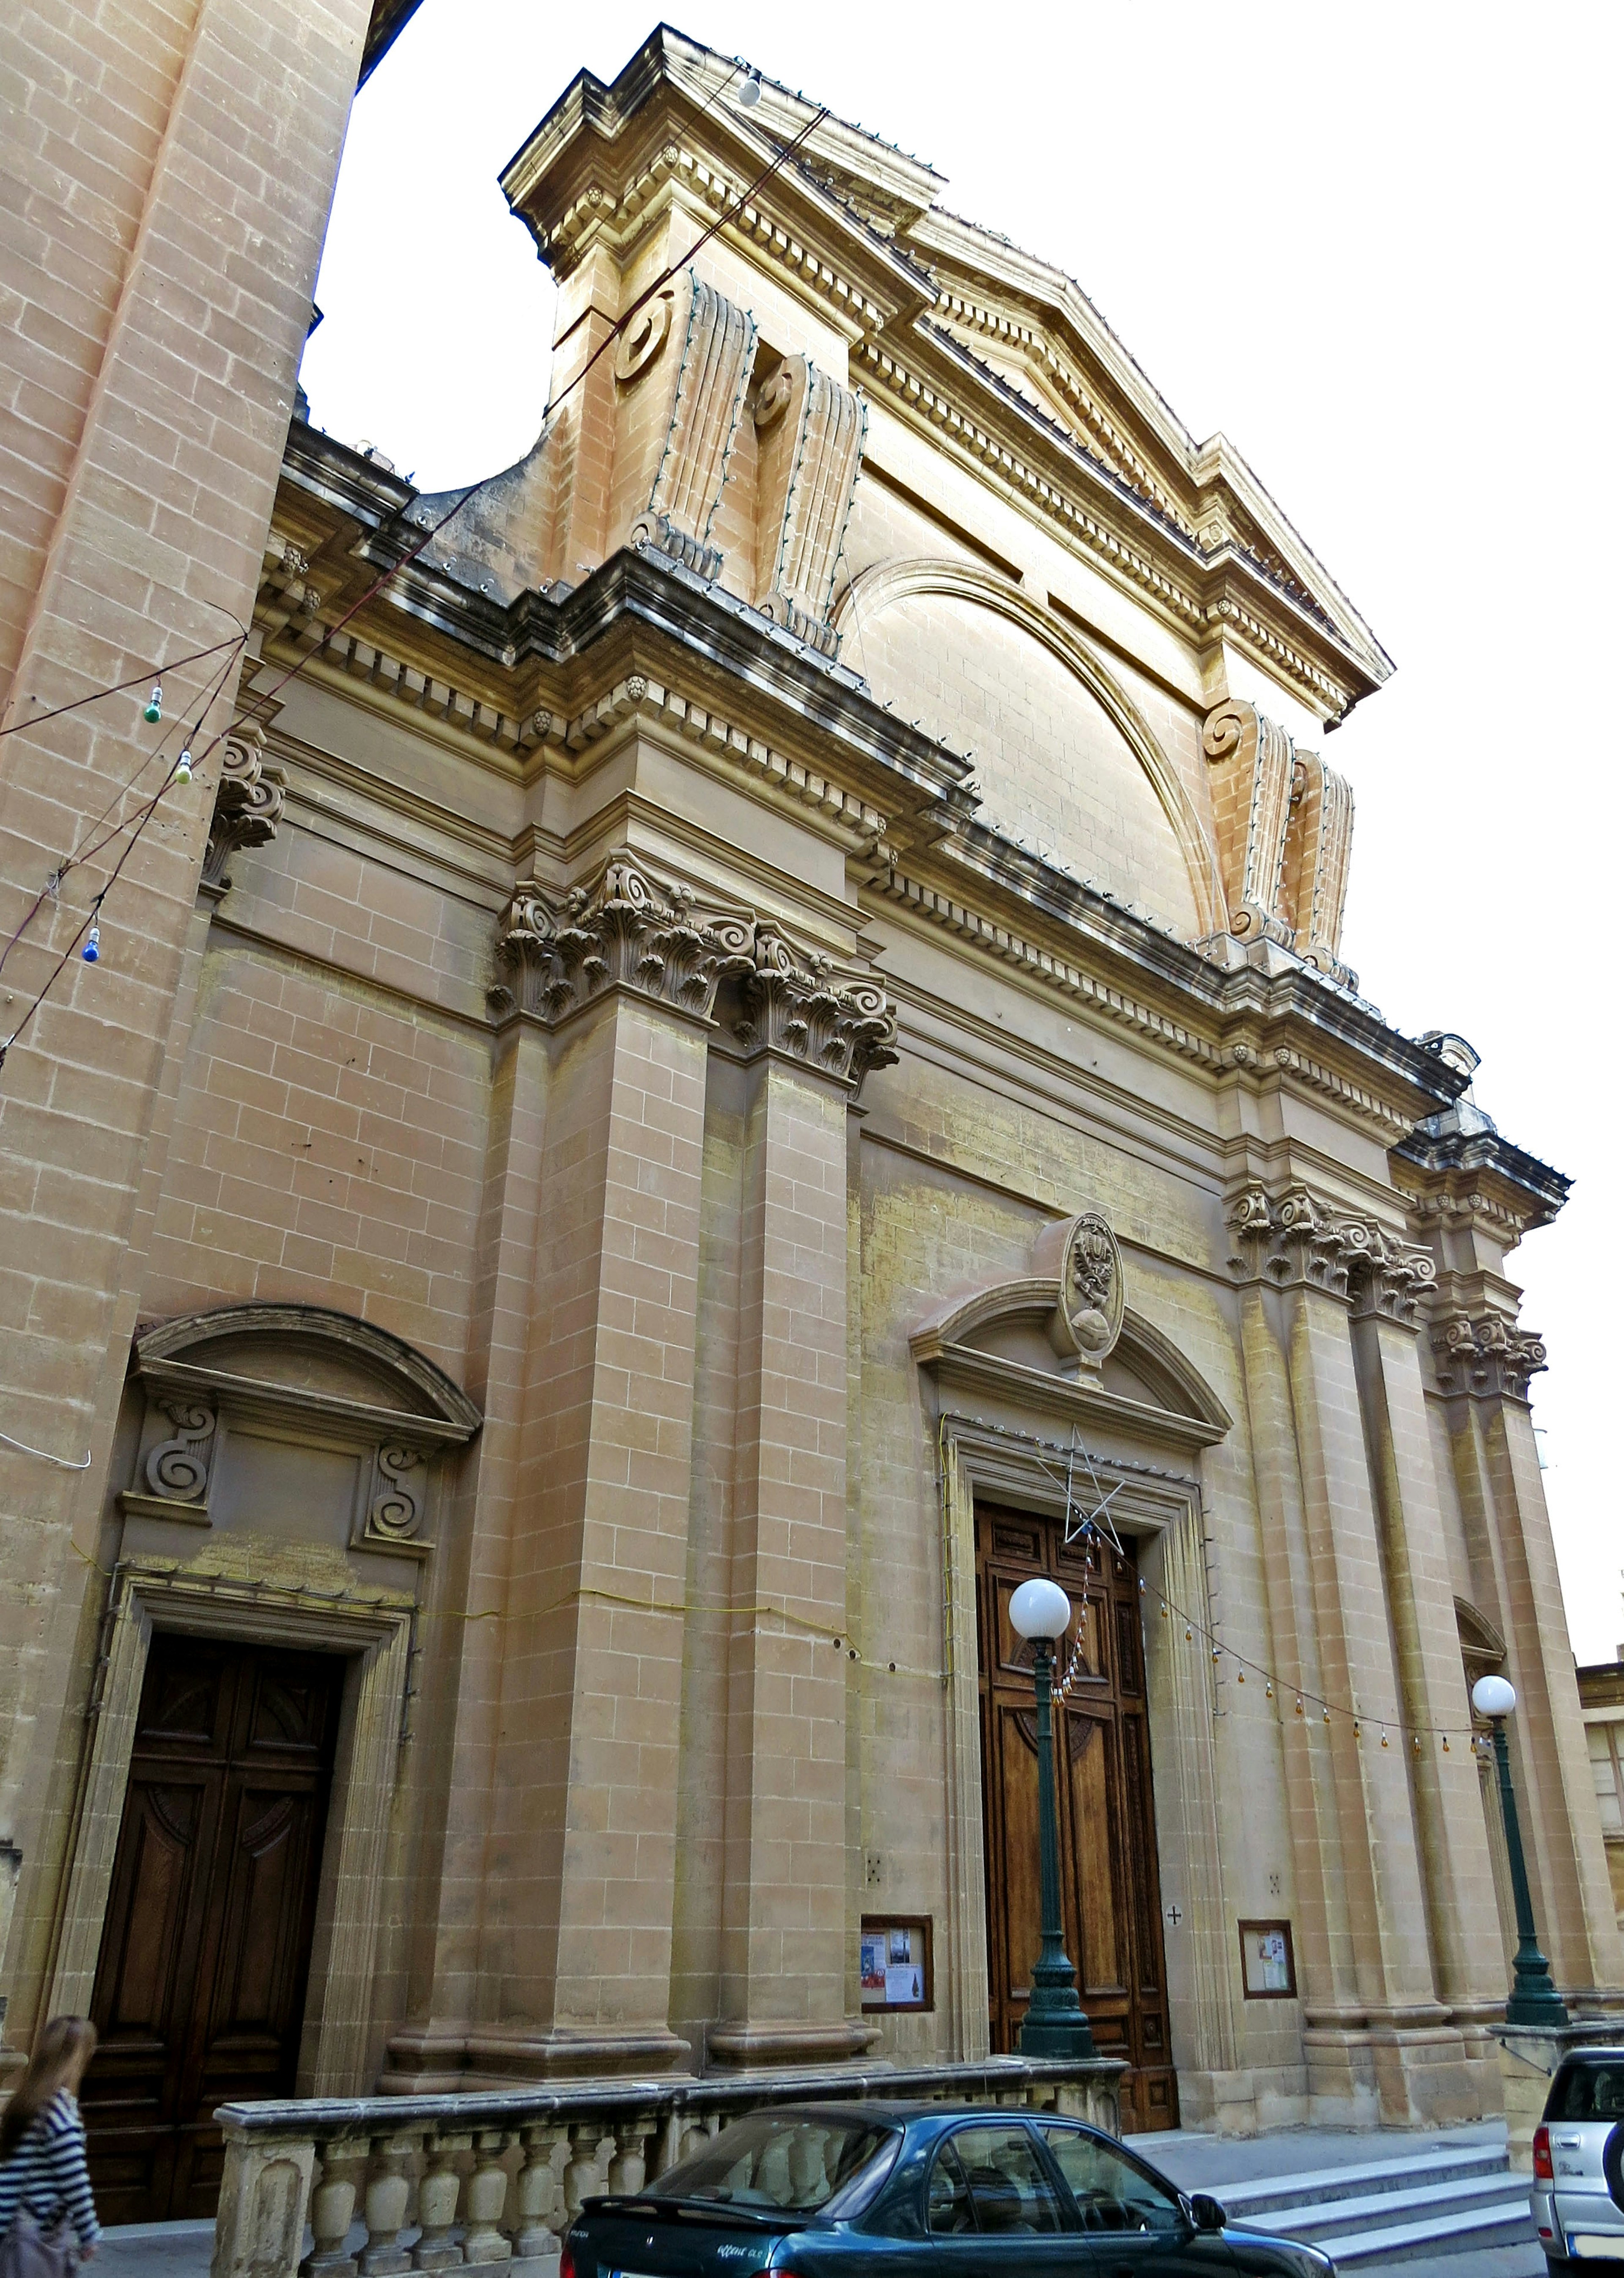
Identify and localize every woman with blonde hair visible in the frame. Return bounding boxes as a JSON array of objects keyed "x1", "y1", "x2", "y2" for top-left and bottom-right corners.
[{"x1": 0, "y1": 2017, "x2": 101, "y2": 2278}]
